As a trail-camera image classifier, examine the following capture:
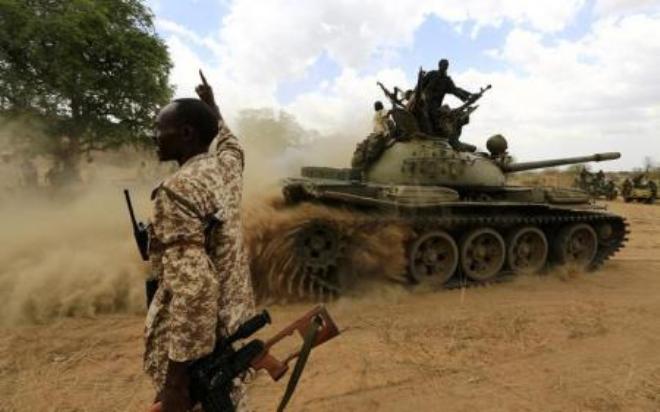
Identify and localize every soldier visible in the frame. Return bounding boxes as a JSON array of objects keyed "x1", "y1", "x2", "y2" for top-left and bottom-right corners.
[
  {"x1": 372, "y1": 100, "x2": 390, "y2": 134},
  {"x1": 436, "y1": 106, "x2": 463, "y2": 140},
  {"x1": 145, "y1": 74, "x2": 255, "y2": 412},
  {"x1": 420, "y1": 59, "x2": 474, "y2": 134}
]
